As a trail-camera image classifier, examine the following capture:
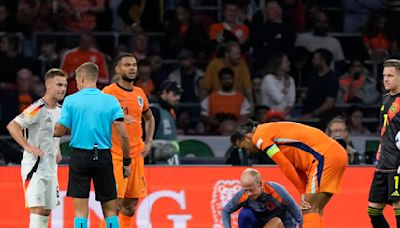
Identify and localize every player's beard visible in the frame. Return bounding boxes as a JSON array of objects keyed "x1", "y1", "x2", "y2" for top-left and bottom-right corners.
[{"x1": 121, "y1": 73, "x2": 136, "y2": 82}]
